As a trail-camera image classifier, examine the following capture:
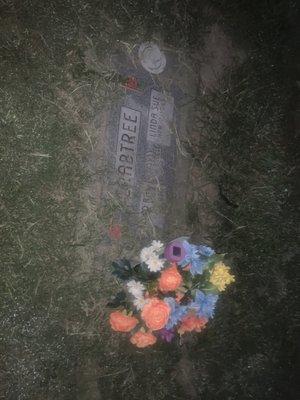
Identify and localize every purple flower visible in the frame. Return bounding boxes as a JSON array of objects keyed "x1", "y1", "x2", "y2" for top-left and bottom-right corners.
[
  {"x1": 157, "y1": 327, "x2": 176, "y2": 343},
  {"x1": 164, "y1": 240, "x2": 187, "y2": 263}
]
